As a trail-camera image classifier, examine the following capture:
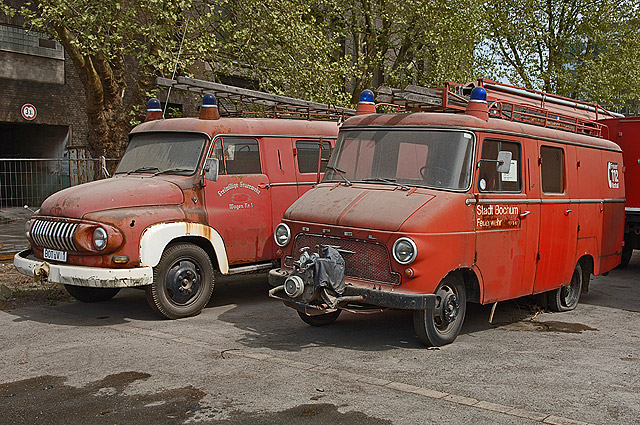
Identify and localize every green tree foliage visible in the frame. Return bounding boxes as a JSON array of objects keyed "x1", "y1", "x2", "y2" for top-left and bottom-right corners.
[
  {"x1": 1, "y1": 0, "x2": 217, "y2": 157},
  {"x1": 320, "y1": 0, "x2": 484, "y2": 102},
  {"x1": 484, "y1": 0, "x2": 640, "y2": 111},
  {"x1": 207, "y1": 0, "x2": 485, "y2": 104},
  {"x1": 202, "y1": 0, "x2": 351, "y2": 106}
]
